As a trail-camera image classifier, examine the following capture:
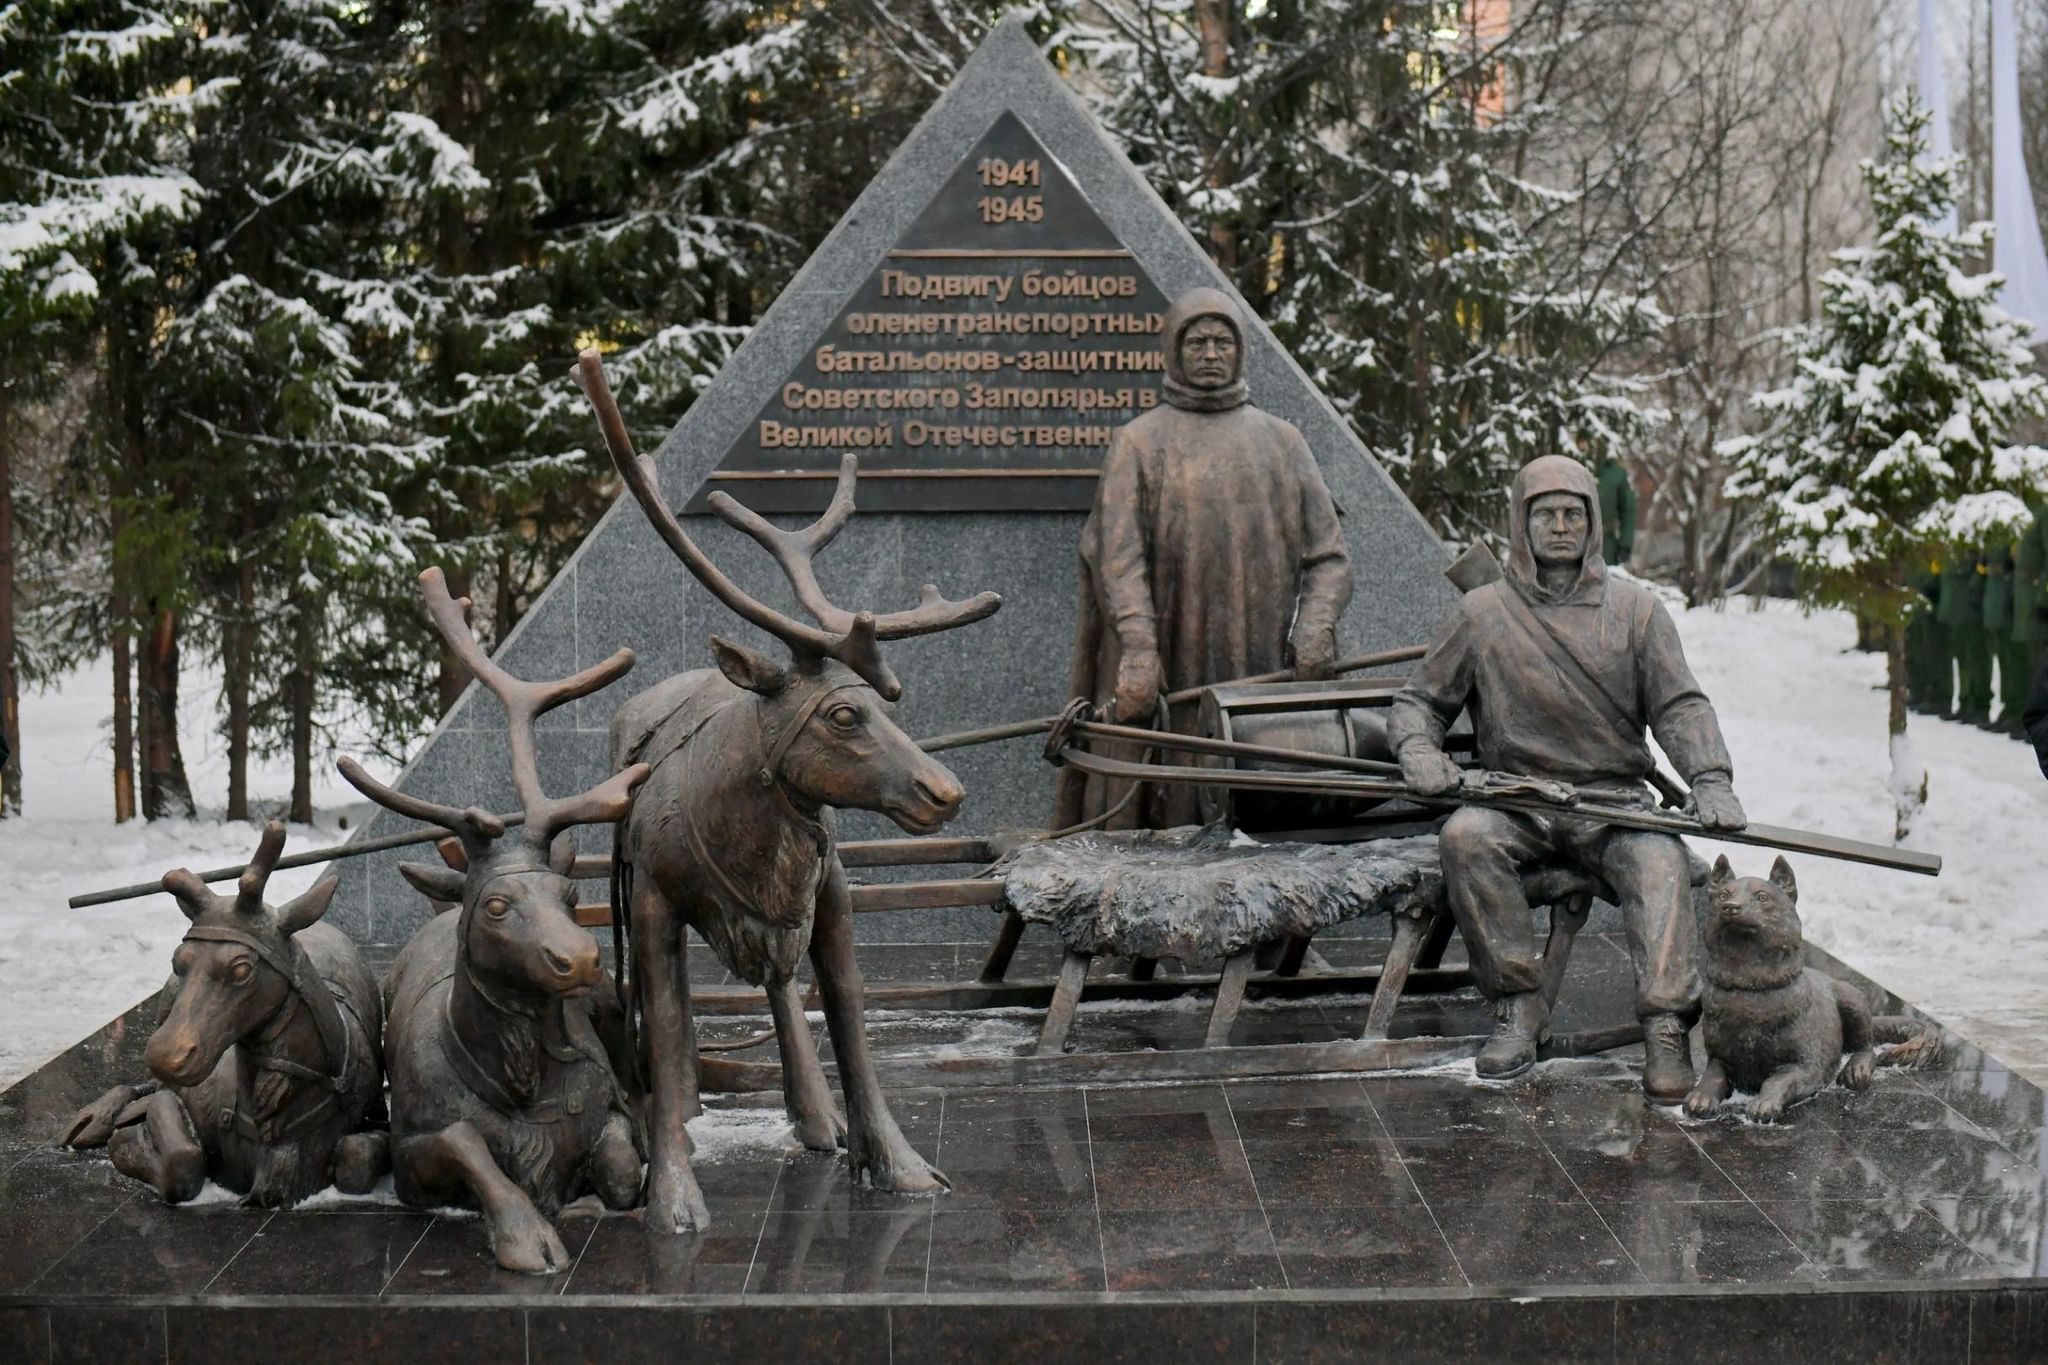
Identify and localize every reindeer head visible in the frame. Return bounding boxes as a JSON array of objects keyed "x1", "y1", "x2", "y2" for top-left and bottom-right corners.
[
  {"x1": 577, "y1": 351, "x2": 1001, "y2": 835},
  {"x1": 340, "y1": 568, "x2": 651, "y2": 1000},
  {"x1": 149, "y1": 822, "x2": 338, "y2": 1087}
]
